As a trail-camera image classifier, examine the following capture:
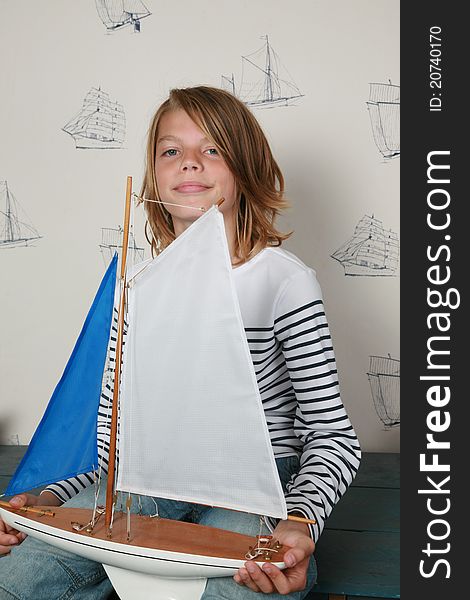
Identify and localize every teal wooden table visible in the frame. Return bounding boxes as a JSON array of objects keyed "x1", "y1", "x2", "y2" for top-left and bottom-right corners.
[
  {"x1": 1, "y1": 448, "x2": 399, "y2": 599},
  {"x1": 307, "y1": 452, "x2": 400, "y2": 600}
]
